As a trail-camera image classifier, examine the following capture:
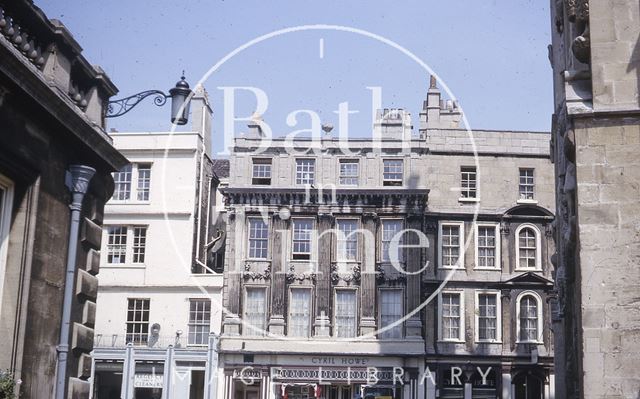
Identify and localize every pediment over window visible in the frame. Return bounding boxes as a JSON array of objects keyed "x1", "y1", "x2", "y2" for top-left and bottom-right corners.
[
  {"x1": 505, "y1": 272, "x2": 553, "y2": 286},
  {"x1": 504, "y1": 204, "x2": 553, "y2": 218}
]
